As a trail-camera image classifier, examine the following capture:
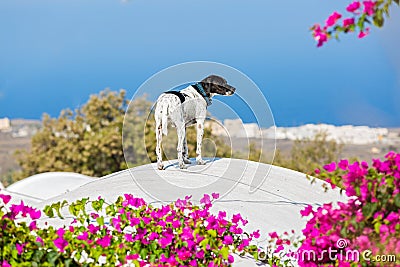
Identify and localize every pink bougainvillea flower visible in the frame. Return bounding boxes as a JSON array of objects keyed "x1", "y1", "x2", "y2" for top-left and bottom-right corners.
[
  {"x1": 313, "y1": 25, "x2": 329, "y2": 47},
  {"x1": 211, "y1": 192, "x2": 220, "y2": 199},
  {"x1": 54, "y1": 237, "x2": 68, "y2": 252},
  {"x1": 269, "y1": 231, "x2": 279, "y2": 239},
  {"x1": 56, "y1": 228, "x2": 65, "y2": 237},
  {"x1": 172, "y1": 219, "x2": 181, "y2": 228},
  {"x1": 29, "y1": 221, "x2": 38, "y2": 231},
  {"x1": 0, "y1": 194, "x2": 11, "y2": 204},
  {"x1": 323, "y1": 162, "x2": 337, "y2": 172},
  {"x1": 123, "y1": 194, "x2": 146, "y2": 208},
  {"x1": 88, "y1": 224, "x2": 99, "y2": 234},
  {"x1": 325, "y1": 178, "x2": 337, "y2": 189},
  {"x1": 314, "y1": 168, "x2": 321, "y2": 174},
  {"x1": 356, "y1": 235, "x2": 371, "y2": 250},
  {"x1": 124, "y1": 233, "x2": 134, "y2": 242},
  {"x1": 148, "y1": 232, "x2": 159, "y2": 241},
  {"x1": 343, "y1": 18, "x2": 355, "y2": 28},
  {"x1": 36, "y1": 236, "x2": 44, "y2": 246},
  {"x1": 10, "y1": 201, "x2": 26, "y2": 217},
  {"x1": 97, "y1": 235, "x2": 112, "y2": 248},
  {"x1": 252, "y1": 230, "x2": 260, "y2": 239},
  {"x1": 274, "y1": 245, "x2": 284, "y2": 253},
  {"x1": 346, "y1": 1, "x2": 361, "y2": 12},
  {"x1": 90, "y1": 212, "x2": 99, "y2": 219},
  {"x1": 166, "y1": 255, "x2": 178, "y2": 266},
  {"x1": 326, "y1": 11, "x2": 342, "y2": 27},
  {"x1": 228, "y1": 254, "x2": 235, "y2": 263},
  {"x1": 16, "y1": 243, "x2": 25, "y2": 255},
  {"x1": 177, "y1": 250, "x2": 191, "y2": 261},
  {"x1": 189, "y1": 259, "x2": 198, "y2": 266},
  {"x1": 363, "y1": 1, "x2": 376, "y2": 16},
  {"x1": 29, "y1": 209, "x2": 41, "y2": 220},
  {"x1": 77, "y1": 231, "x2": 89, "y2": 241},
  {"x1": 1, "y1": 261, "x2": 11, "y2": 267},
  {"x1": 338, "y1": 159, "x2": 349, "y2": 170},
  {"x1": 300, "y1": 205, "x2": 314, "y2": 217},
  {"x1": 159, "y1": 236, "x2": 172, "y2": 248},
  {"x1": 358, "y1": 28, "x2": 370, "y2": 38},
  {"x1": 223, "y1": 235, "x2": 234, "y2": 245},
  {"x1": 125, "y1": 254, "x2": 139, "y2": 261},
  {"x1": 200, "y1": 194, "x2": 211, "y2": 206}
]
